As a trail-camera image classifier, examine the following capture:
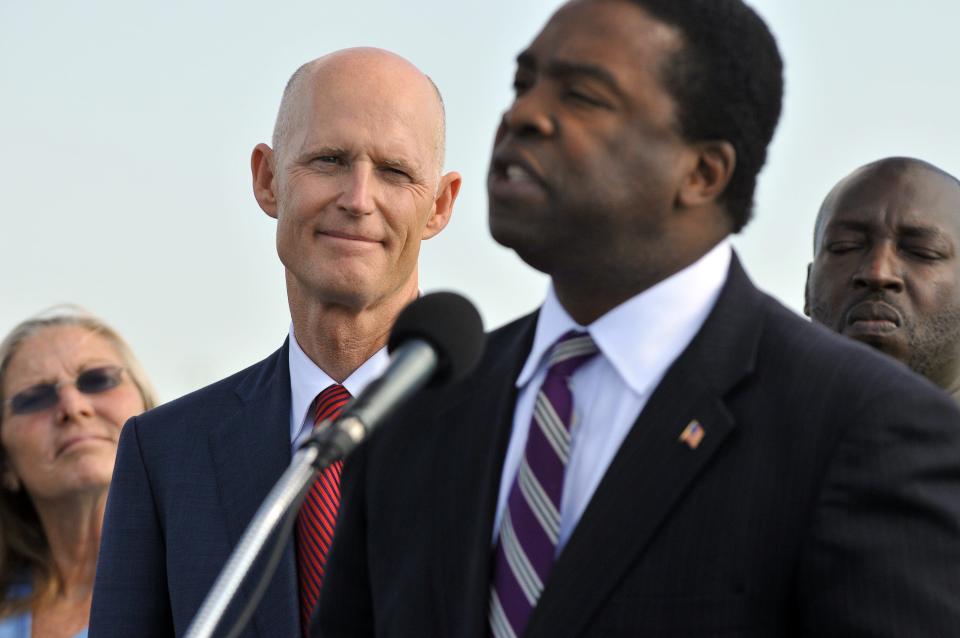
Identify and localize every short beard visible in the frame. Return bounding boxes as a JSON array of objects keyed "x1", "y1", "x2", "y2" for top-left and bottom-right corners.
[
  {"x1": 808, "y1": 297, "x2": 960, "y2": 384},
  {"x1": 905, "y1": 306, "x2": 960, "y2": 384}
]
